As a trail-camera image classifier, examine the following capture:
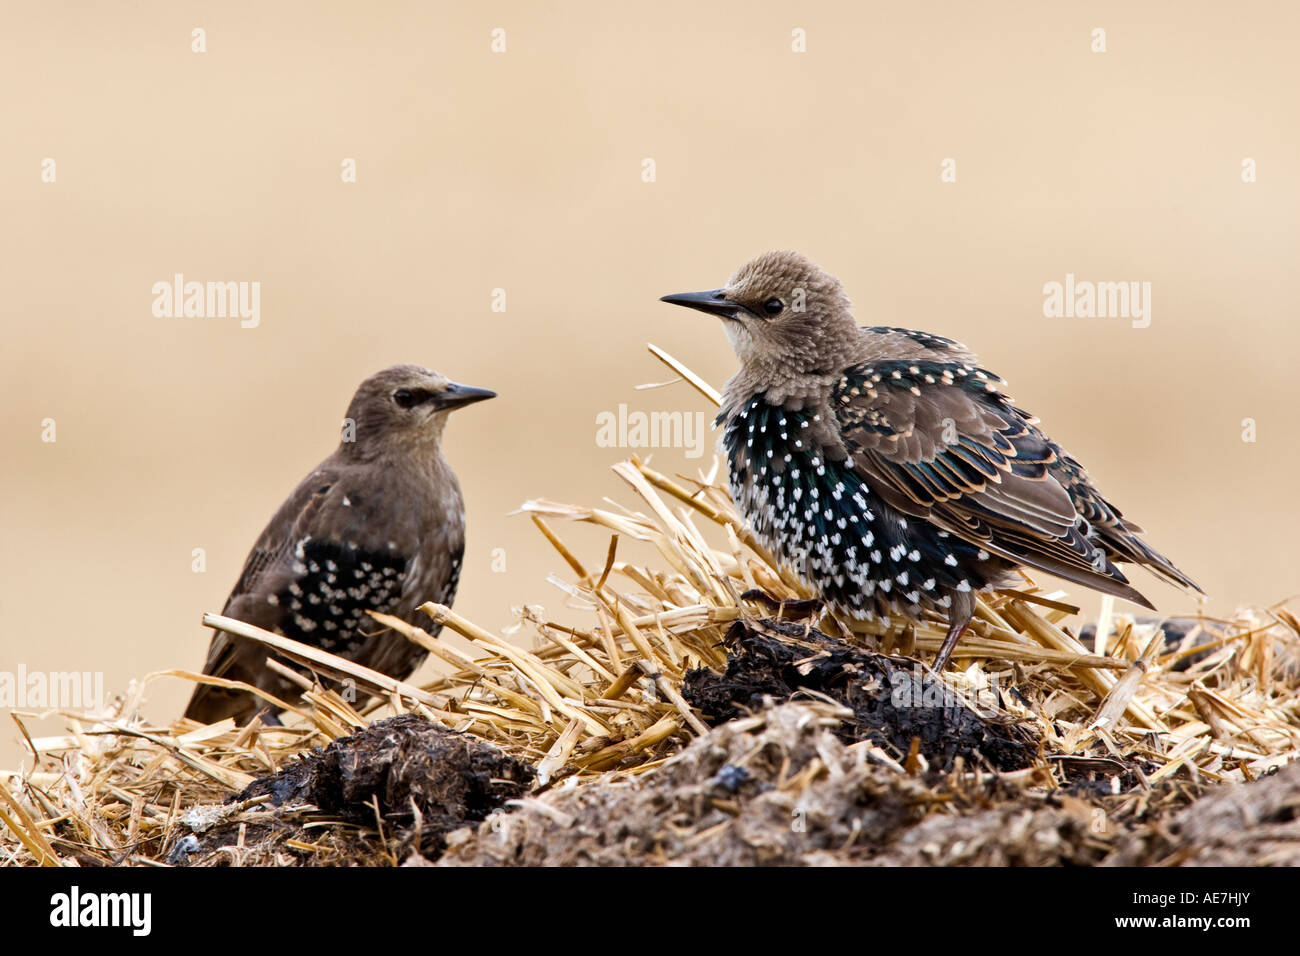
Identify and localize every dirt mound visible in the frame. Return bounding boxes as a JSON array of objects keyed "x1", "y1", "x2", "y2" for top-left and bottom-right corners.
[
  {"x1": 684, "y1": 617, "x2": 1036, "y2": 772},
  {"x1": 1105, "y1": 761, "x2": 1300, "y2": 866},
  {"x1": 435, "y1": 703, "x2": 933, "y2": 866},
  {"x1": 433, "y1": 700, "x2": 1299, "y2": 867},
  {"x1": 174, "y1": 715, "x2": 533, "y2": 865},
  {"x1": 6, "y1": 452, "x2": 1297, "y2": 868},
  {"x1": 431, "y1": 701, "x2": 1134, "y2": 867}
]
